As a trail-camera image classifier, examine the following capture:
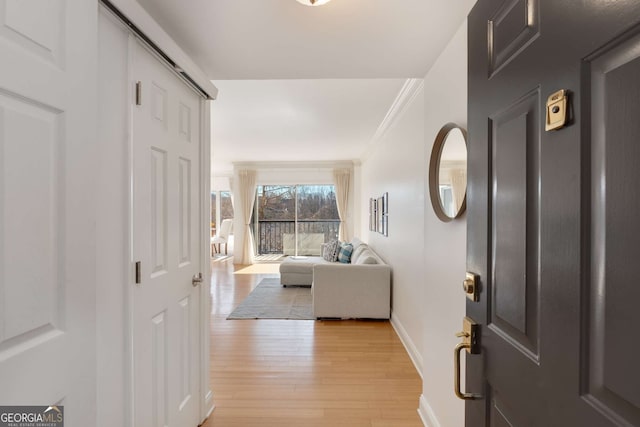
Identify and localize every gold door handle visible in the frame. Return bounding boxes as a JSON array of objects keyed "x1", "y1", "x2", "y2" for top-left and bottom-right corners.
[
  {"x1": 454, "y1": 342, "x2": 481, "y2": 400},
  {"x1": 453, "y1": 317, "x2": 482, "y2": 400}
]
